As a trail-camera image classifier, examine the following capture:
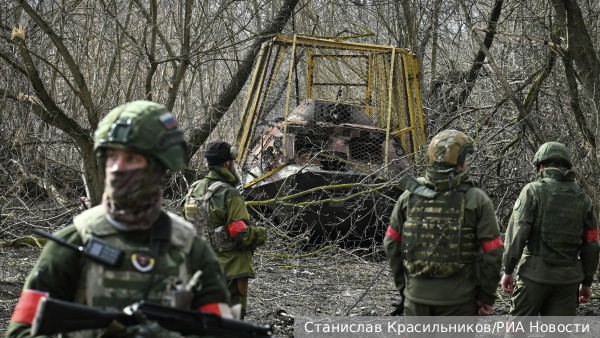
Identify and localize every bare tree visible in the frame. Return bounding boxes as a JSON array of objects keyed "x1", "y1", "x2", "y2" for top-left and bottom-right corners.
[
  {"x1": 1, "y1": 0, "x2": 299, "y2": 206},
  {"x1": 551, "y1": 0, "x2": 600, "y2": 153}
]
